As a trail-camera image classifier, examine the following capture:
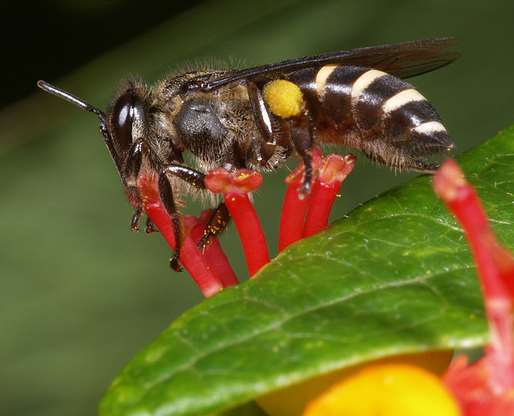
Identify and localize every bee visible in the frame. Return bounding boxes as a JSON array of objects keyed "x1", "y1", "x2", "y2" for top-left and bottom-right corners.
[{"x1": 38, "y1": 38, "x2": 457, "y2": 267}]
